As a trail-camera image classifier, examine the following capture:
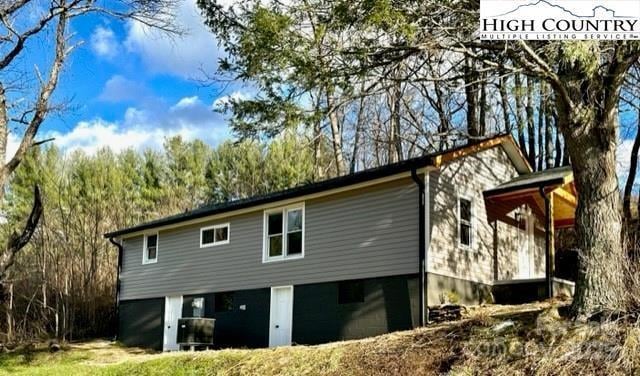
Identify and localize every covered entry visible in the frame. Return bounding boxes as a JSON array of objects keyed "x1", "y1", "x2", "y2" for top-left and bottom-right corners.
[{"x1": 484, "y1": 166, "x2": 577, "y2": 298}]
